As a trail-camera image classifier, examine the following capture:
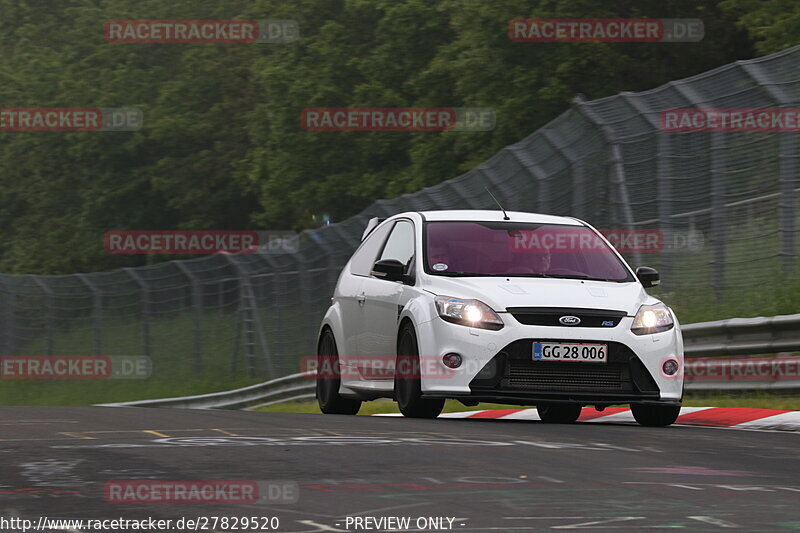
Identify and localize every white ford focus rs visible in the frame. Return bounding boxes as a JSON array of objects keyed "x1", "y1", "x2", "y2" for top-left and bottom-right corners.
[{"x1": 316, "y1": 210, "x2": 684, "y2": 426}]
